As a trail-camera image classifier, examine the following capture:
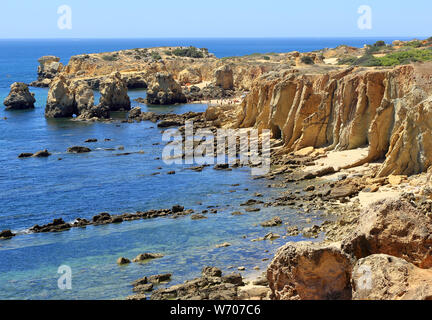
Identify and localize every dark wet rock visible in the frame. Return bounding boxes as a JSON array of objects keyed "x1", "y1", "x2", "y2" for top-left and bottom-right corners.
[
  {"x1": 4, "y1": 82, "x2": 36, "y2": 110},
  {"x1": 286, "y1": 226, "x2": 300, "y2": 237},
  {"x1": 172, "y1": 205, "x2": 185, "y2": 213},
  {"x1": 117, "y1": 257, "x2": 131, "y2": 265},
  {"x1": 133, "y1": 283, "x2": 154, "y2": 293},
  {"x1": 84, "y1": 138, "x2": 98, "y2": 143},
  {"x1": 111, "y1": 216, "x2": 124, "y2": 224},
  {"x1": 32, "y1": 150, "x2": 51, "y2": 158},
  {"x1": 132, "y1": 253, "x2": 164, "y2": 263},
  {"x1": 241, "y1": 199, "x2": 264, "y2": 206},
  {"x1": 191, "y1": 214, "x2": 207, "y2": 220},
  {"x1": 149, "y1": 274, "x2": 172, "y2": 284},
  {"x1": 72, "y1": 218, "x2": 90, "y2": 228},
  {"x1": 167, "y1": 171, "x2": 176, "y2": 175},
  {"x1": 261, "y1": 217, "x2": 283, "y2": 227},
  {"x1": 213, "y1": 164, "x2": 230, "y2": 170},
  {"x1": 0, "y1": 230, "x2": 15, "y2": 239},
  {"x1": 67, "y1": 146, "x2": 91, "y2": 153},
  {"x1": 157, "y1": 119, "x2": 184, "y2": 128},
  {"x1": 245, "y1": 207, "x2": 261, "y2": 212},
  {"x1": 18, "y1": 153, "x2": 34, "y2": 158},
  {"x1": 30, "y1": 218, "x2": 71, "y2": 233},
  {"x1": 128, "y1": 107, "x2": 142, "y2": 119},
  {"x1": 149, "y1": 268, "x2": 244, "y2": 300},
  {"x1": 231, "y1": 211, "x2": 244, "y2": 216},
  {"x1": 202, "y1": 267, "x2": 223, "y2": 278},
  {"x1": 92, "y1": 212, "x2": 111, "y2": 224}
]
